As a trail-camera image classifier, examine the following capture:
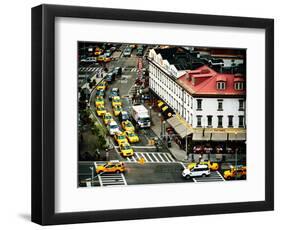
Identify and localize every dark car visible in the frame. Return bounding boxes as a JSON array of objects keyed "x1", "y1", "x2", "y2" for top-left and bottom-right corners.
[
  {"x1": 113, "y1": 66, "x2": 122, "y2": 76},
  {"x1": 105, "y1": 72, "x2": 116, "y2": 83},
  {"x1": 109, "y1": 87, "x2": 120, "y2": 100},
  {"x1": 96, "y1": 89, "x2": 105, "y2": 97},
  {"x1": 118, "y1": 111, "x2": 130, "y2": 122}
]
